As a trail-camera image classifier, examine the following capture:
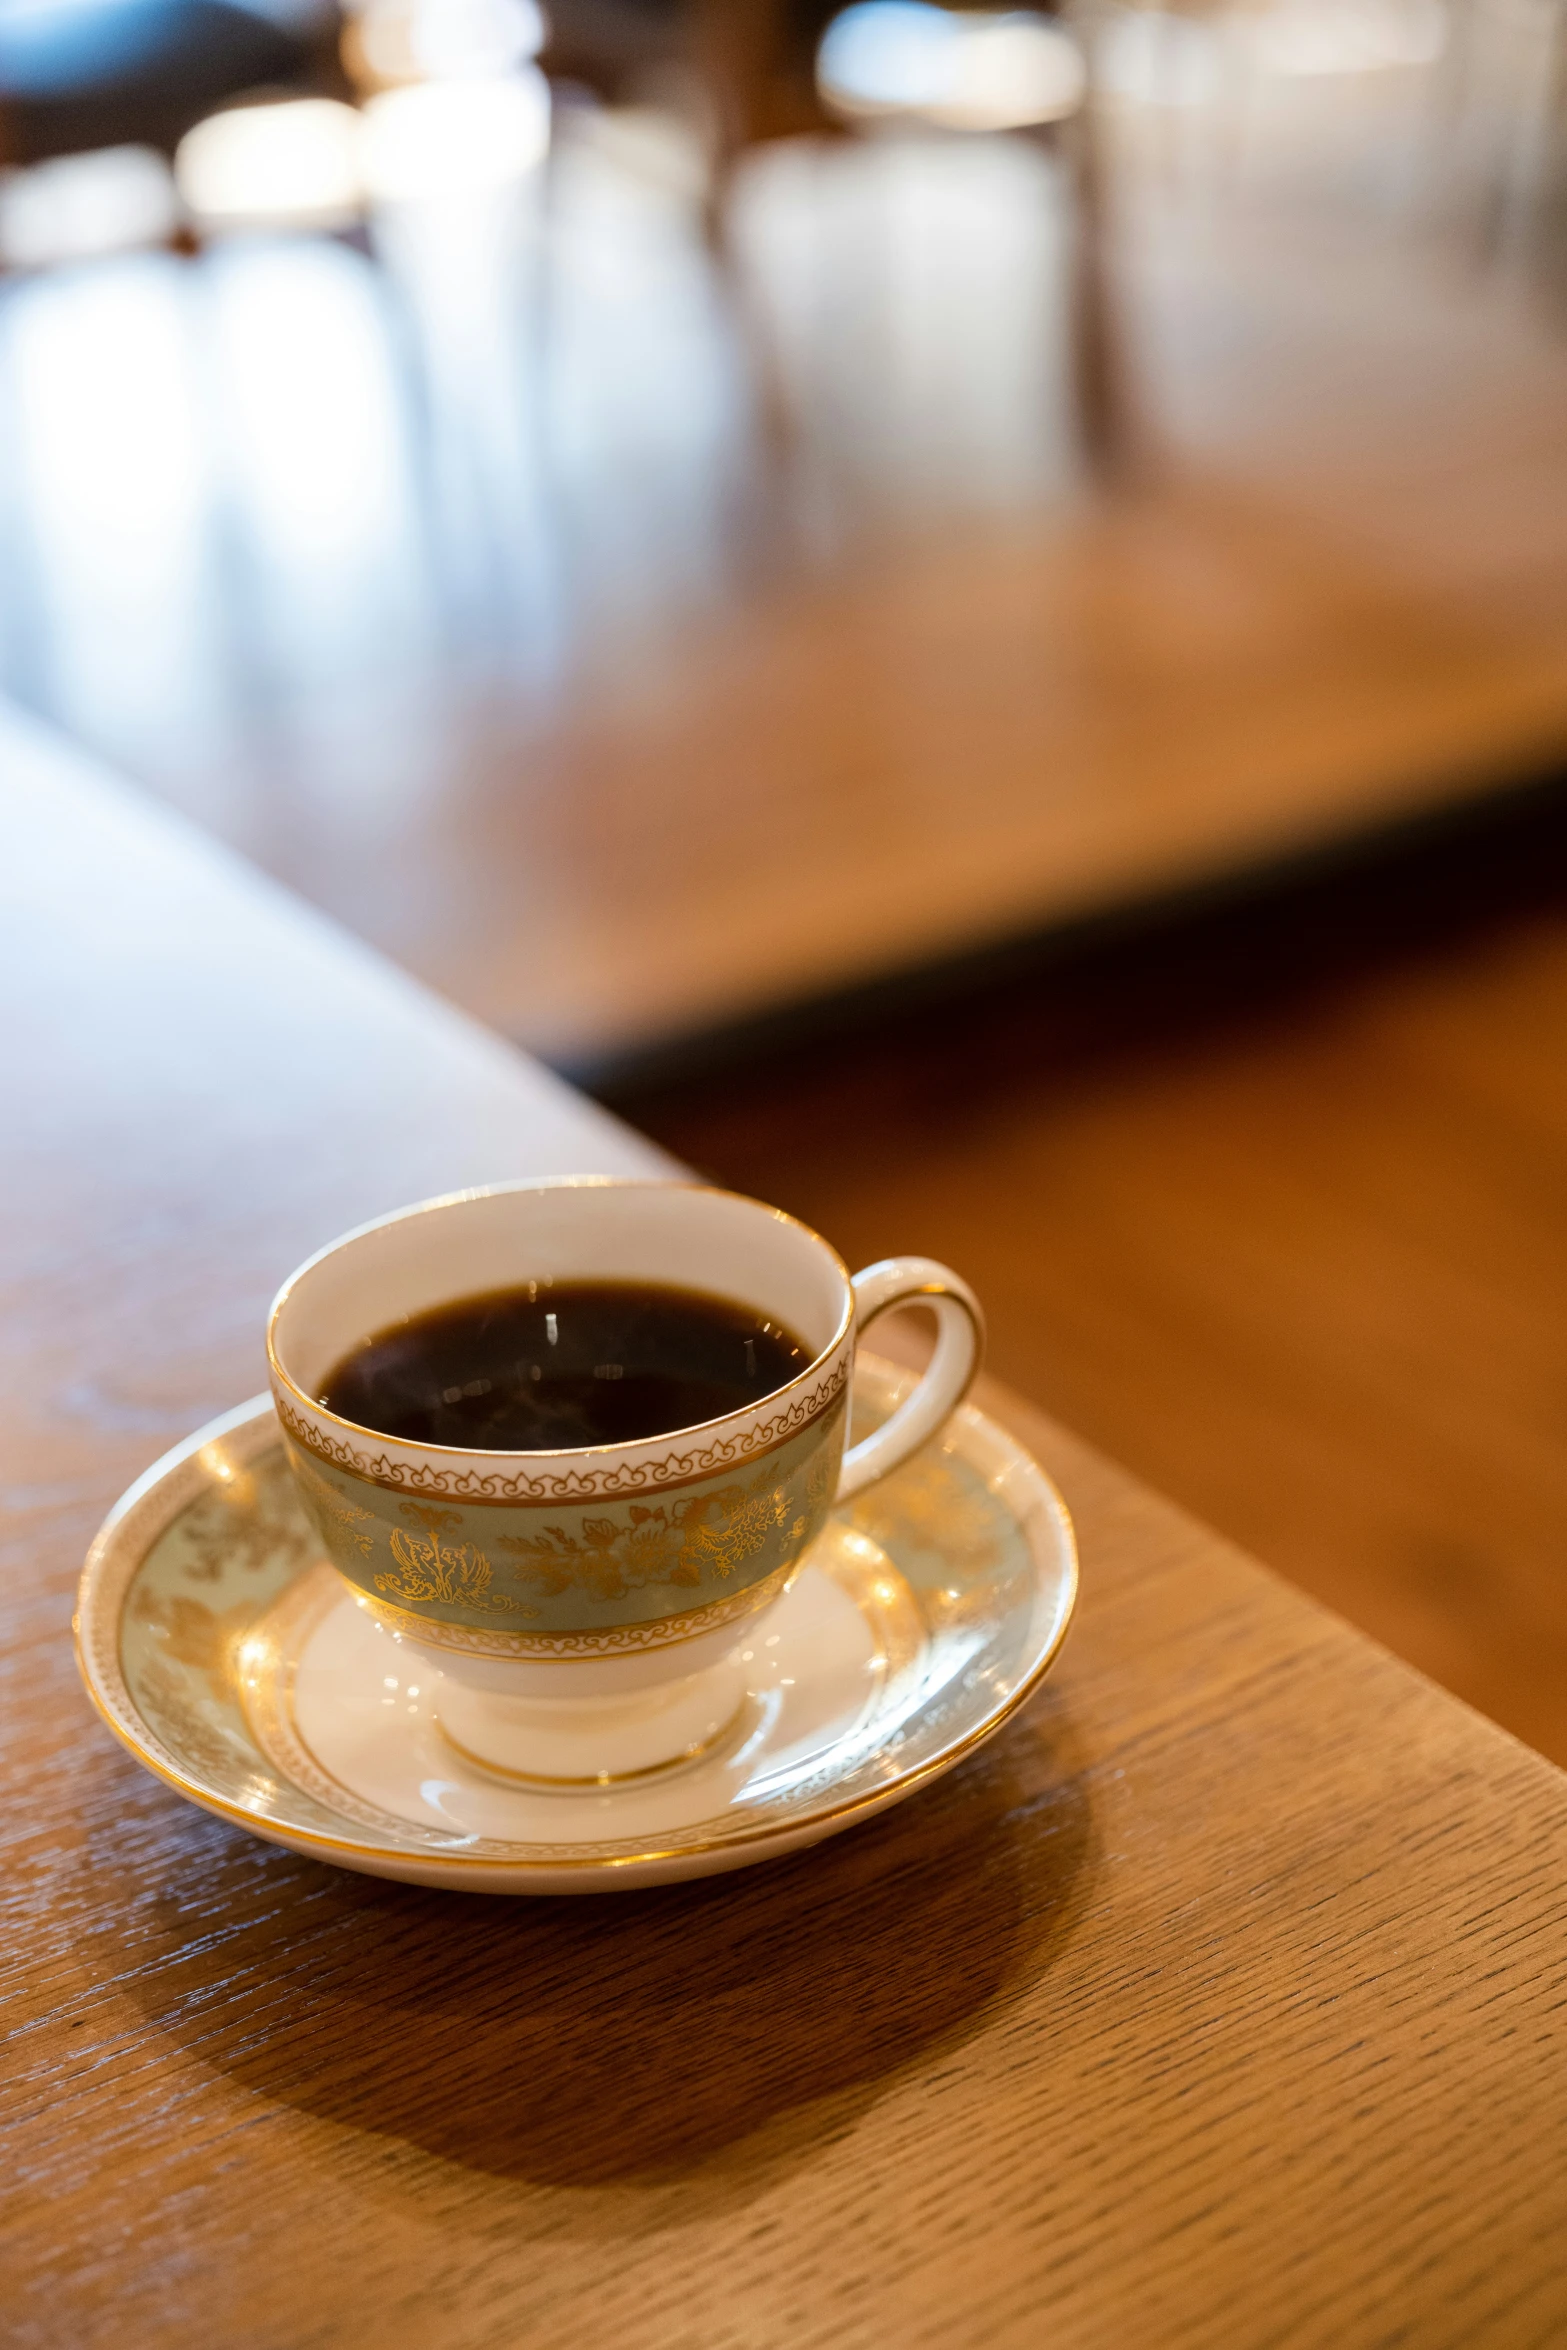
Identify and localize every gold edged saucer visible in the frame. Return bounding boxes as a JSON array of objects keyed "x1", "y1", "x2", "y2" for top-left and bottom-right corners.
[{"x1": 75, "y1": 1356, "x2": 1077, "y2": 1894}]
